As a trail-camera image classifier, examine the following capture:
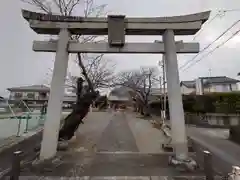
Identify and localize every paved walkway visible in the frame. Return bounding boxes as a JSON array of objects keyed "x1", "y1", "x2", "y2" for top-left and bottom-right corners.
[
  {"x1": 18, "y1": 111, "x2": 204, "y2": 177},
  {"x1": 158, "y1": 119, "x2": 240, "y2": 173},
  {"x1": 95, "y1": 112, "x2": 138, "y2": 152},
  {"x1": 126, "y1": 113, "x2": 166, "y2": 153},
  {"x1": 188, "y1": 126, "x2": 240, "y2": 173}
]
